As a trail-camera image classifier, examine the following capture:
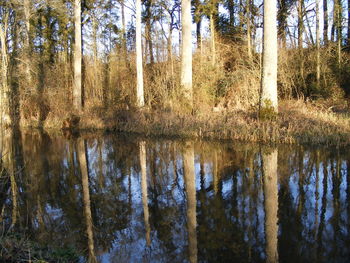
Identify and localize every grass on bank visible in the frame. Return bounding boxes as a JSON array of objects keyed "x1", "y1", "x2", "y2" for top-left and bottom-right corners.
[
  {"x1": 26, "y1": 98, "x2": 350, "y2": 146},
  {"x1": 16, "y1": 41, "x2": 350, "y2": 146}
]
